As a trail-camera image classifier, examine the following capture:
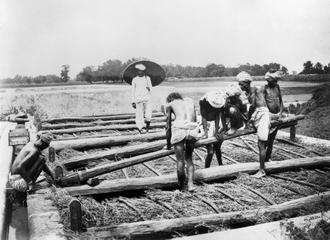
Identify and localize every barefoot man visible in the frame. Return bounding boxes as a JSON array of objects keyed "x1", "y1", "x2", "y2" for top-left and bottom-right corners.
[
  {"x1": 199, "y1": 85, "x2": 246, "y2": 168},
  {"x1": 237, "y1": 71, "x2": 272, "y2": 178},
  {"x1": 264, "y1": 70, "x2": 284, "y2": 162},
  {"x1": 131, "y1": 63, "x2": 153, "y2": 133},
  {"x1": 166, "y1": 92, "x2": 199, "y2": 191},
  {"x1": 10, "y1": 132, "x2": 55, "y2": 192}
]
